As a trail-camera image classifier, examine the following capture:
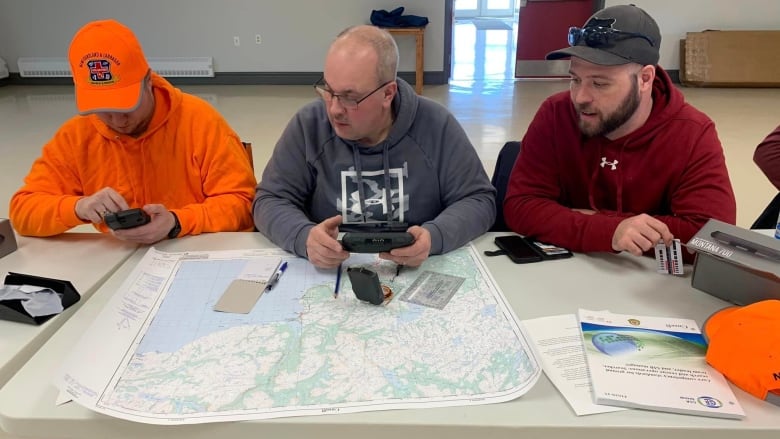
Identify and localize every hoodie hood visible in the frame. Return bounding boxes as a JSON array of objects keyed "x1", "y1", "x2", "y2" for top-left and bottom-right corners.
[
  {"x1": 87, "y1": 72, "x2": 183, "y2": 141},
  {"x1": 586, "y1": 66, "x2": 686, "y2": 213},
  {"x1": 255, "y1": 76, "x2": 496, "y2": 257},
  {"x1": 340, "y1": 78, "x2": 420, "y2": 228},
  {"x1": 612, "y1": 66, "x2": 685, "y2": 148},
  {"x1": 340, "y1": 77, "x2": 419, "y2": 153}
]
